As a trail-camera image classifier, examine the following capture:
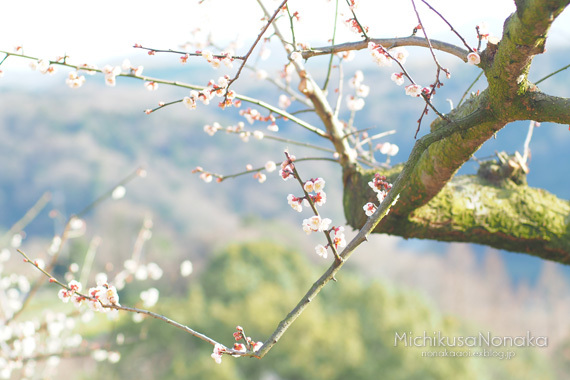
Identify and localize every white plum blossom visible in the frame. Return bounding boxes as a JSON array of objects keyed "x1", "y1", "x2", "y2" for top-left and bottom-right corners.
[
  {"x1": 312, "y1": 191, "x2": 326, "y2": 206},
  {"x1": 376, "y1": 142, "x2": 399, "y2": 156},
  {"x1": 302, "y1": 216, "x2": 331, "y2": 234},
  {"x1": 144, "y1": 81, "x2": 158, "y2": 91},
  {"x1": 140, "y1": 288, "x2": 159, "y2": 308},
  {"x1": 278, "y1": 94, "x2": 292, "y2": 109},
  {"x1": 287, "y1": 194, "x2": 303, "y2": 212},
  {"x1": 356, "y1": 84, "x2": 370, "y2": 98},
  {"x1": 331, "y1": 226, "x2": 347, "y2": 249},
  {"x1": 203, "y1": 122, "x2": 221, "y2": 136},
  {"x1": 265, "y1": 161, "x2": 276, "y2": 172},
  {"x1": 315, "y1": 244, "x2": 328, "y2": 259},
  {"x1": 405, "y1": 84, "x2": 423, "y2": 97},
  {"x1": 254, "y1": 172, "x2": 267, "y2": 183},
  {"x1": 349, "y1": 70, "x2": 364, "y2": 88},
  {"x1": 290, "y1": 51, "x2": 302, "y2": 62},
  {"x1": 313, "y1": 178, "x2": 325, "y2": 192},
  {"x1": 363, "y1": 202, "x2": 377, "y2": 216},
  {"x1": 304, "y1": 180, "x2": 315, "y2": 193},
  {"x1": 391, "y1": 72, "x2": 405, "y2": 86},
  {"x1": 111, "y1": 186, "x2": 126, "y2": 200},
  {"x1": 369, "y1": 42, "x2": 392, "y2": 67},
  {"x1": 199, "y1": 172, "x2": 213, "y2": 183},
  {"x1": 180, "y1": 260, "x2": 193, "y2": 277},
  {"x1": 389, "y1": 47, "x2": 409, "y2": 64},
  {"x1": 467, "y1": 52, "x2": 481, "y2": 65},
  {"x1": 183, "y1": 95, "x2": 197, "y2": 110},
  {"x1": 256, "y1": 69, "x2": 268, "y2": 80},
  {"x1": 211, "y1": 343, "x2": 225, "y2": 364},
  {"x1": 65, "y1": 72, "x2": 86, "y2": 89},
  {"x1": 346, "y1": 95, "x2": 365, "y2": 111}
]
